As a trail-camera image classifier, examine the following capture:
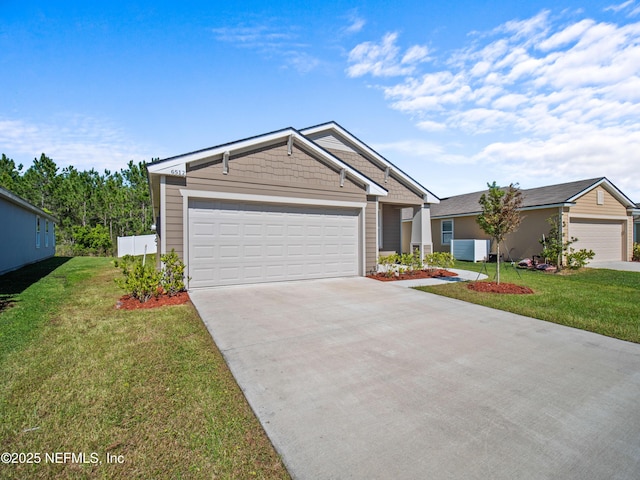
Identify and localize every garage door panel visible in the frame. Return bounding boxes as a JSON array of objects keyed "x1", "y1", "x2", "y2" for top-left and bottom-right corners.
[
  {"x1": 192, "y1": 222, "x2": 215, "y2": 236},
  {"x1": 244, "y1": 224, "x2": 263, "y2": 236},
  {"x1": 325, "y1": 244, "x2": 340, "y2": 255},
  {"x1": 288, "y1": 225, "x2": 304, "y2": 236},
  {"x1": 307, "y1": 225, "x2": 322, "y2": 237},
  {"x1": 287, "y1": 244, "x2": 304, "y2": 256},
  {"x1": 570, "y1": 219, "x2": 623, "y2": 262},
  {"x1": 219, "y1": 245, "x2": 240, "y2": 258},
  {"x1": 193, "y1": 245, "x2": 215, "y2": 259},
  {"x1": 188, "y1": 200, "x2": 359, "y2": 287},
  {"x1": 219, "y1": 223, "x2": 240, "y2": 236},
  {"x1": 219, "y1": 267, "x2": 241, "y2": 281},
  {"x1": 243, "y1": 245, "x2": 263, "y2": 257},
  {"x1": 241, "y1": 266, "x2": 263, "y2": 280}
]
